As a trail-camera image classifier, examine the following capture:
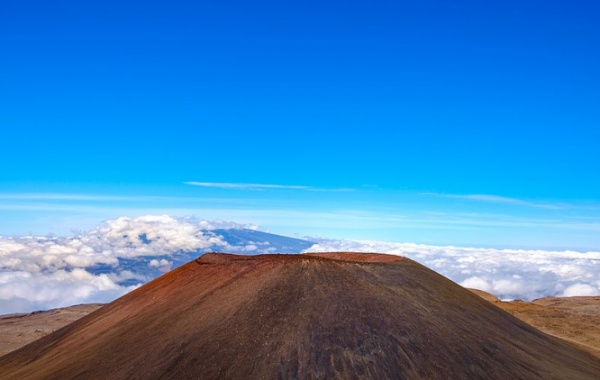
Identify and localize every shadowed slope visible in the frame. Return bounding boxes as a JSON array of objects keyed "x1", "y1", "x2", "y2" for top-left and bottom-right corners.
[{"x1": 1, "y1": 252, "x2": 599, "y2": 379}]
